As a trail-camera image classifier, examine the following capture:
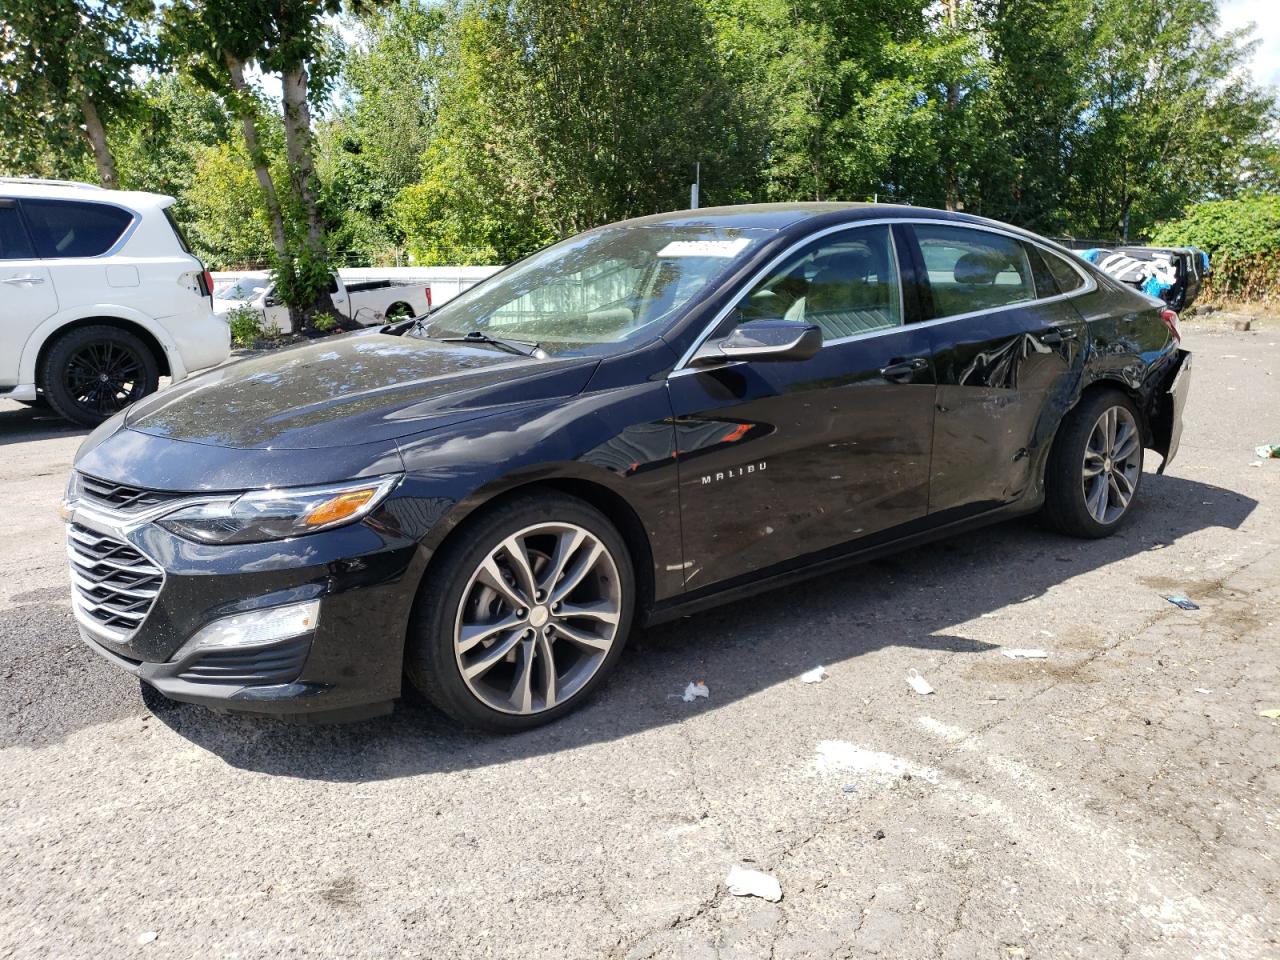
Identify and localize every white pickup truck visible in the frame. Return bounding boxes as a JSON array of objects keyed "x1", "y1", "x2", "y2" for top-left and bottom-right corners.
[{"x1": 213, "y1": 271, "x2": 432, "y2": 333}]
